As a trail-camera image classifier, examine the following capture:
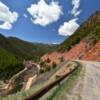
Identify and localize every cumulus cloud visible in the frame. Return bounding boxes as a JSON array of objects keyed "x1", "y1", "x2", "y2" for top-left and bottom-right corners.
[
  {"x1": 71, "y1": 0, "x2": 82, "y2": 16},
  {"x1": 58, "y1": 18, "x2": 79, "y2": 36},
  {"x1": 58, "y1": 0, "x2": 82, "y2": 36},
  {"x1": 0, "y1": 1, "x2": 18, "y2": 30},
  {"x1": 0, "y1": 22, "x2": 12, "y2": 29},
  {"x1": 27, "y1": 0, "x2": 62, "y2": 26}
]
